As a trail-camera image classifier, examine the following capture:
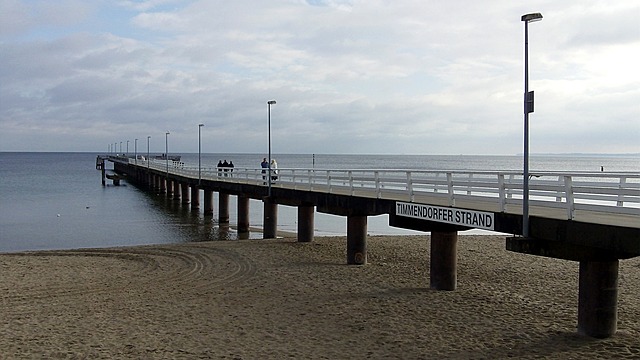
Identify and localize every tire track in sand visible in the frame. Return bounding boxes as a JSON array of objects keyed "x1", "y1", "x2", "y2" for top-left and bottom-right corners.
[{"x1": 0, "y1": 244, "x2": 256, "y2": 310}]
